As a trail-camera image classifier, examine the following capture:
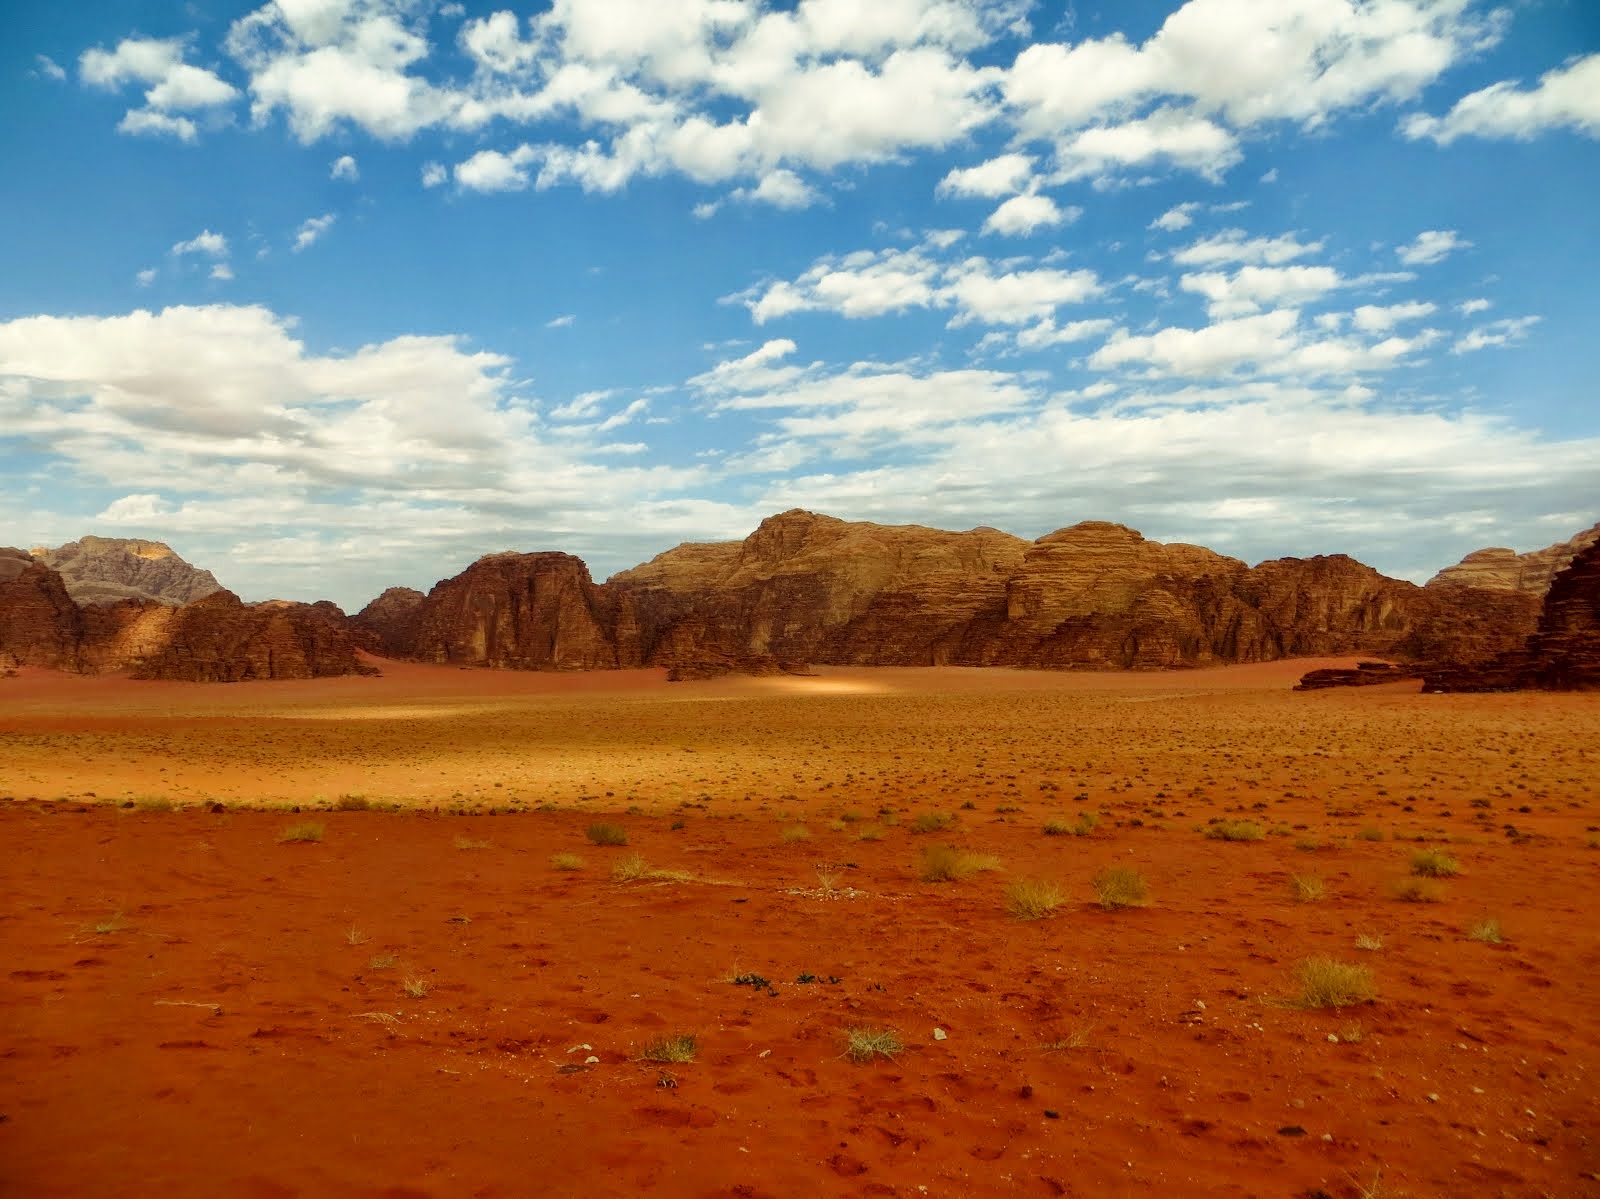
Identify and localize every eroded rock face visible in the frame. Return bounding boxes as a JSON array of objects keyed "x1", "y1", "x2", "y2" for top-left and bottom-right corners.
[
  {"x1": 1426, "y1": 522, "x2": 1600, "y2": 593},
  {"x1": 376, "y1": 510, "x2": 1540, "y2": 676},
  {"x1": 1424, "y1": 539, "x2": 1600, "y2": 692},
  {"x1": 352, "y1": 587, "x2": 427, "y2": 657},
  {"x1": 0, "y1": 549, "x2": 372, "y2": 681},
  {"x1": 30, "y1": 536, "x2": 223, "y2": 606}
]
